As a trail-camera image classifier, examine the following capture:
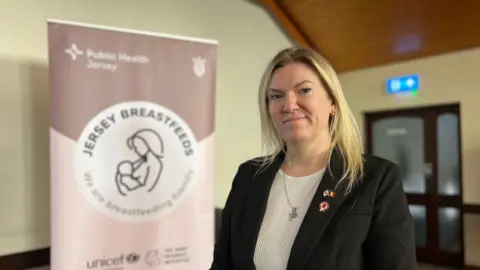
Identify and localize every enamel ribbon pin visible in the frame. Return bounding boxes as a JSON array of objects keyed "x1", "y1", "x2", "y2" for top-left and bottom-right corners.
[{"x1": 323, "y1": 189, "x2": 335, "y2": 198}]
